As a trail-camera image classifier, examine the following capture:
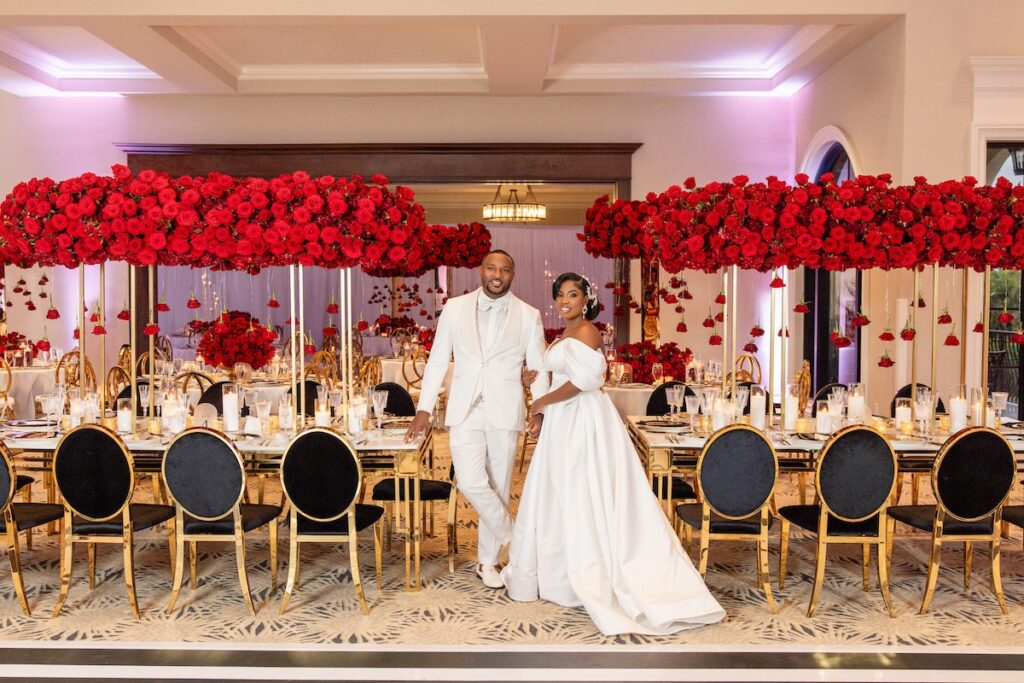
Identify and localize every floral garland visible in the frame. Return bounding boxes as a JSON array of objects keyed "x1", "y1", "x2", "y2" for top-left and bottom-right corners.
[
  {"x1": 196, "y1": 310, "x2": 276, "y2": 371},
  {"x1": 614, "y1": 340, "x2": 693, "y2": 384},
  {"x1": 580, "y1": 174, "x2": 1024, "y2": 273}
]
